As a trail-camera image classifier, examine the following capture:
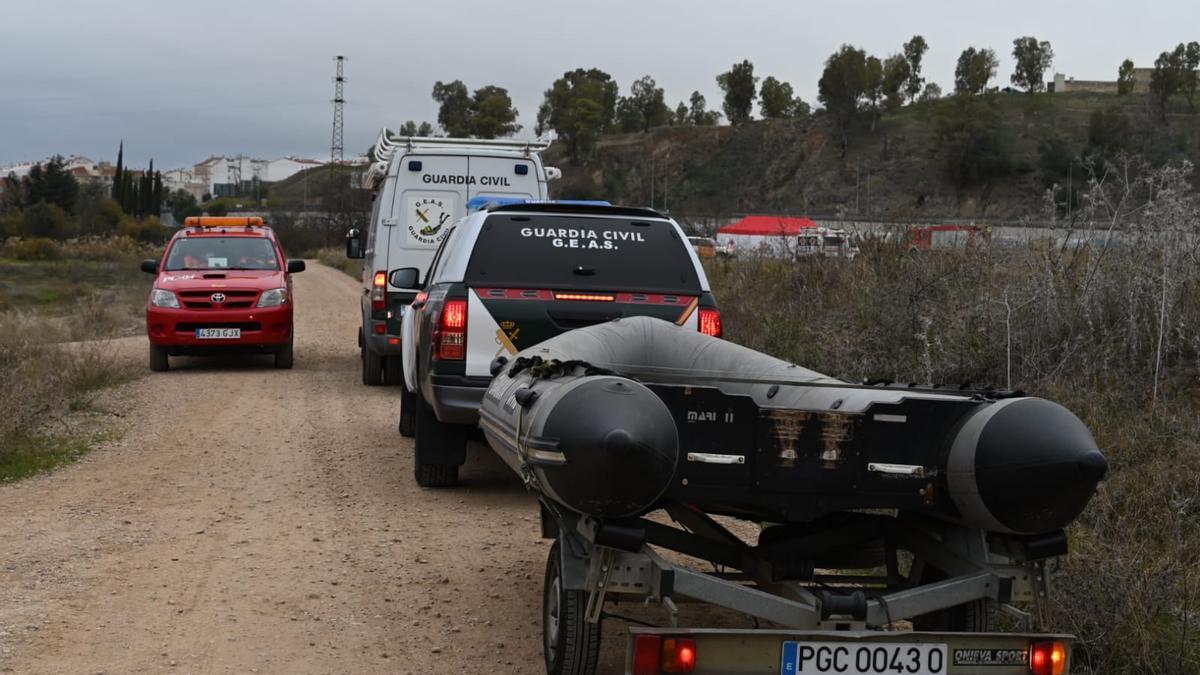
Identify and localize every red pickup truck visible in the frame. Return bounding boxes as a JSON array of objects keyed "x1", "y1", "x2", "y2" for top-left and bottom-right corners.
[{"x1": 140, "y1": 217, "x2": 305, "y2": 371}]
